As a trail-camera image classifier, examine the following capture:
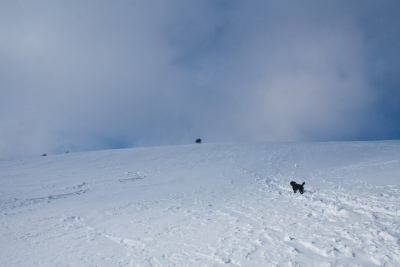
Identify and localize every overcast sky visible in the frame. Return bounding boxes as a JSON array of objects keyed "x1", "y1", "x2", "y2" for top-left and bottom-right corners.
[{"x1": 1, "y1": 0, "x2": 399, "y2": 158}]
